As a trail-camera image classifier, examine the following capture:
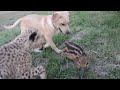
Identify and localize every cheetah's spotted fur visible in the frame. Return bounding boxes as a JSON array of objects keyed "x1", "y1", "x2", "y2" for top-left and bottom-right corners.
[{"x1": 0, "y1": 28, "x2": 46, "y2": 79}]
